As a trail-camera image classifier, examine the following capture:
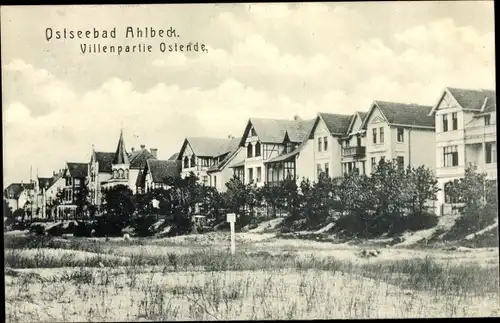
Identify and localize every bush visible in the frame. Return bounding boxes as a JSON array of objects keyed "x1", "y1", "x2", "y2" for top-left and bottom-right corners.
[
  {"x1": 131, "y1": 214, "x2": 159, "y2": 237},
  {"x1": 74, "y1": 221, "x2": 95, "y2": 237}
]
